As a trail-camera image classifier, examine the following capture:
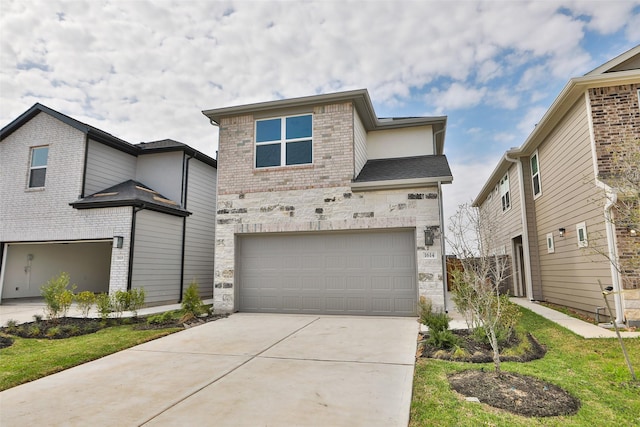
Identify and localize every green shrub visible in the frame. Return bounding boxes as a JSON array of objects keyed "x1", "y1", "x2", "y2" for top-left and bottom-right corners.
[
  {"x1": 147, "y1": 311, "x2": 177, "y2": 325},
  {"x1": 95, "y1": 293, "x2": 112, "y2": 321},
  {"x1": 27, "y1": 325, "x2": 41, "y2": 337},
  {"x1": 181, "y1": 281, "x2": 208, "y2": 319},
  {"x1": 46, "y1": 326, "x2": 62, "y2": 339},
  {"x1": 75, "y1": 291, "x2": 96, "y2": 318},
  {"x1": 112, "y1": 288, "x2": 146, "y2": 318},
  {"x1": 418, "y1": 296, "x2": 450, "y2": 333},
  {"x1": 427, "y1": 329, "x2": 459, "y2": 349},
  {"x1": 33, "y1": 314, "x2": 43, "y2": 323},
  {"x1": 4, "y1": 319, "x2": 18, "y2": 334},
  {"x1": 41, "y1": 272, "x2": 76, "y2": 320},
  {"x1": 128, "y1": 288, "x2": 146, "y2": 318}
]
